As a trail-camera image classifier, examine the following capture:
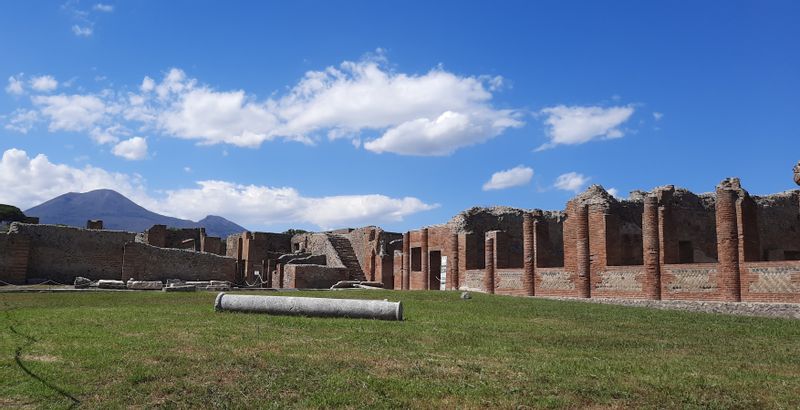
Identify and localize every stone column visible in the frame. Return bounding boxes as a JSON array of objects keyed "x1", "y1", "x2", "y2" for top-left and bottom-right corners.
[
  {"x1": 449, "y1": 232, "x2": 459, "y2": 290},
  {"x1": 643, "y1": 196, "x2": 661, "y2": 300},
  {"x1": 716, "y1": 187, "x2": 741, "y2": 301},
  {"x1": 523, "y1": 212, "x2": 535, "y2": 296},
  {"x1": 402, "y1": 232, "x2": 410, "y2": 290},
  {"x1": 421, "y1": 228, "x2": 429, "y2": 290},
  {"x1": 484, "y1": 236, "x2": 495, "y2": 294},
  {"x1": 575, "y1": 204, "x2": 591, "y2": 298}
]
